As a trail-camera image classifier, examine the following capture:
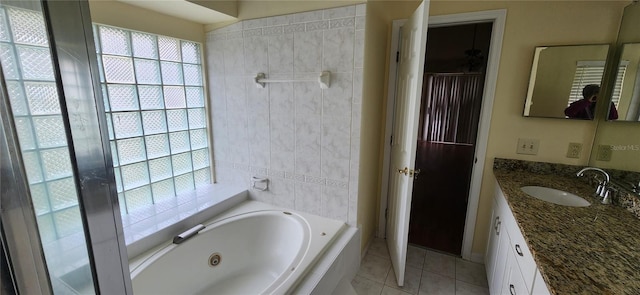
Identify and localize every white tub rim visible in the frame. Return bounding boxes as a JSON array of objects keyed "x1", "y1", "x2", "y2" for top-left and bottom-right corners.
[
  {"x1": 128, "y1": 201, "x2": 346, "y2": 294},
  {"x1": 129, "y1": 209, "x2": 312, "y2": 277}
]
